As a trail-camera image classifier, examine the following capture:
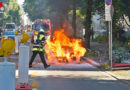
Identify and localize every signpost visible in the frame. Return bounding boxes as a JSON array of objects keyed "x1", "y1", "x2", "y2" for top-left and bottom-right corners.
[
  {"x1": 105, "y1": 0, "x2": 112, "y2": 21},
  {"x1": 0, "y1": 2, "x2": 4, "y2": 13},
  {"x1": 0, "y1": 2, "x2": 2, "y2": 8},
  {"x1": 105, "y1": 0, "x2": 113, "y2": 70}
]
